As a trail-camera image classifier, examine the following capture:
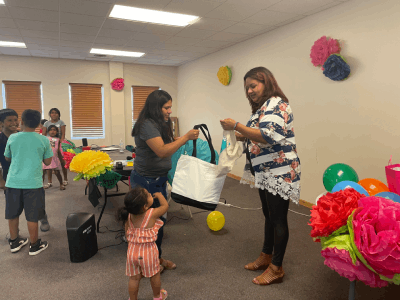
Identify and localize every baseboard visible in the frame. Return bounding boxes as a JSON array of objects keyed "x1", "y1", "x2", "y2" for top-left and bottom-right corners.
[{"x1": 227, "y1": 173, "x2": 314, "y2": 209}]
